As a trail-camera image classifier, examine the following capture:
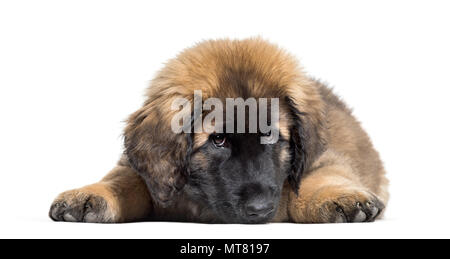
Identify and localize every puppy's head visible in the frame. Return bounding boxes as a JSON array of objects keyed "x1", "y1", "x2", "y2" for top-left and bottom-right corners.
[{"x1": 124, "y1": 38, "x2": 325, "y2": 223}]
